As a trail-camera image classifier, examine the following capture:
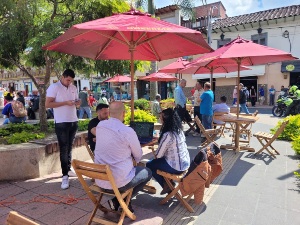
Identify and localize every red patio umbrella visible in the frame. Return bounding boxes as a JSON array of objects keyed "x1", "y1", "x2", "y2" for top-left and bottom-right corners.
[
  {"x1": 105, "y1": 74, "x2": 131, "y2": 83},
  {"x1": 139, "y1": 72, "x2": 178, "y2": 82},
  {"x1": 42, "y1": 9, "x2": 212, "y2": 120},
  {"x1": 188, "y1": 36, "x2": 296, "y2": 118},
  {"x1": 158, "y1": 57, "x2": 190, "y2": 74},
  {"x1": 179, "y1": 62, "x2": 250, "y2": 90}
]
